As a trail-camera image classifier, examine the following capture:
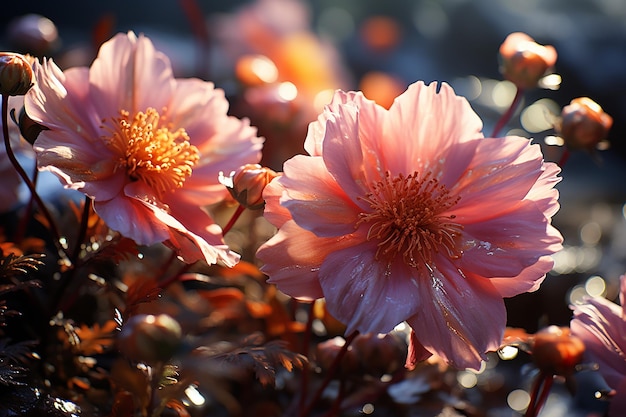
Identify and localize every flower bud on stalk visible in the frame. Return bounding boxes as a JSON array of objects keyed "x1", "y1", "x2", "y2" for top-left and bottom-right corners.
[
  {"x1": 556, "y1": 97, "x2": 613, "y2": 151},
  {"x1": 499, "y1": 32, "x2": 557, "y2": 90},
  {"x1": 0, "y1": 52, "x2": 34, "y2": 96},
  {"x1": 117, "y1": 314, "x2": 183, "y2": 364},
  {"x1": 531, "y1": 326, "x2": 585, "y2": 377},
  {"x1": 220, "y1": 164, "x2": 279, "y2": 210}
]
